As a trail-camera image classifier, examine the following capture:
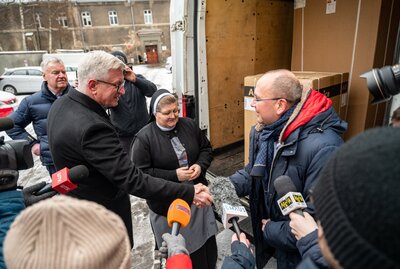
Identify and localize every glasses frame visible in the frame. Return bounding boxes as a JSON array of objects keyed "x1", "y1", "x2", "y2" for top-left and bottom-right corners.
[
  {"x1": 97, "y1": 79, "x2": 124, "y2": 93},
  {"x1": 253, "y1": 97, "x2": 284, "y2": 102}
]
